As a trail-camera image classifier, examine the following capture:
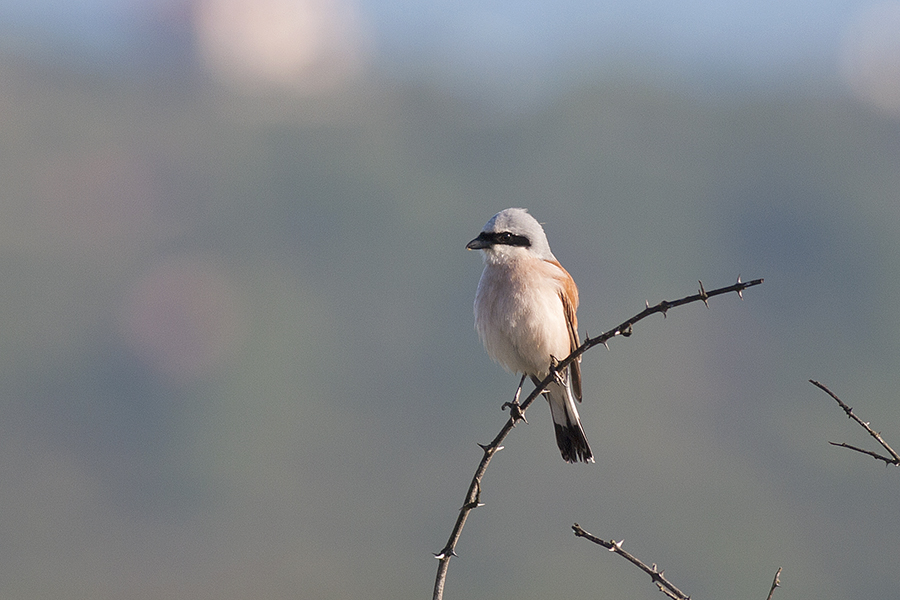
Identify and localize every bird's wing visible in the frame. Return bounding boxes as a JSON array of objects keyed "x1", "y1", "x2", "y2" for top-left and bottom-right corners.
[{"x1": 548, "y1": 259, "x2": 582, "y2": 402}]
